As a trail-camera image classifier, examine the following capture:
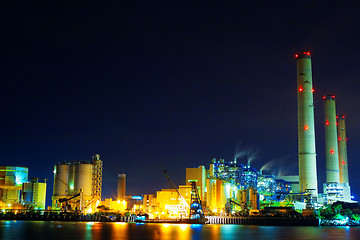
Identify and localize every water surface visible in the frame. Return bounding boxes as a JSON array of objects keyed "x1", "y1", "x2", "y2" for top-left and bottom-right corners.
[{"x1": 1, "y1": 220, "x2": 360, "y2": 240}]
